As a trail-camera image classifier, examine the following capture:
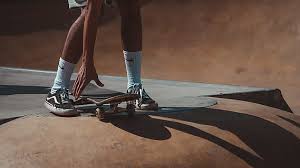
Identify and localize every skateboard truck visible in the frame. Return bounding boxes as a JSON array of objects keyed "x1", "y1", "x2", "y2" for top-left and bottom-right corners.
[
  {"x1": 96, "y1": 102, "x2": 136, "y2": 120},
  {"x1": 74, "y1": 93, "x2": 140, "y2": 121}
]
